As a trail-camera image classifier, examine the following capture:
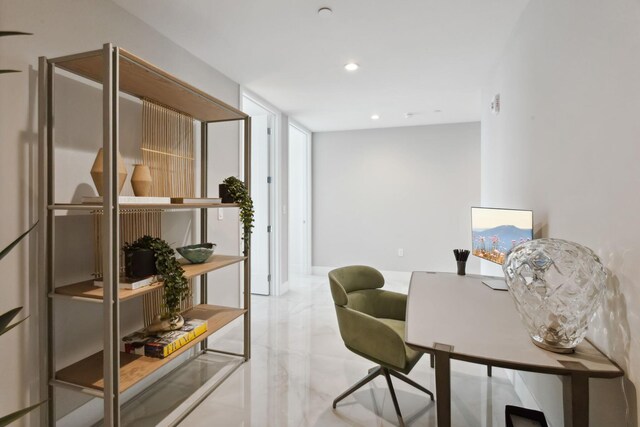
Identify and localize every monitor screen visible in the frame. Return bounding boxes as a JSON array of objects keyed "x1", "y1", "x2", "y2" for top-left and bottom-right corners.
[{"x1": 471, "y1": 207, "x2": 533, "y2": 265}]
